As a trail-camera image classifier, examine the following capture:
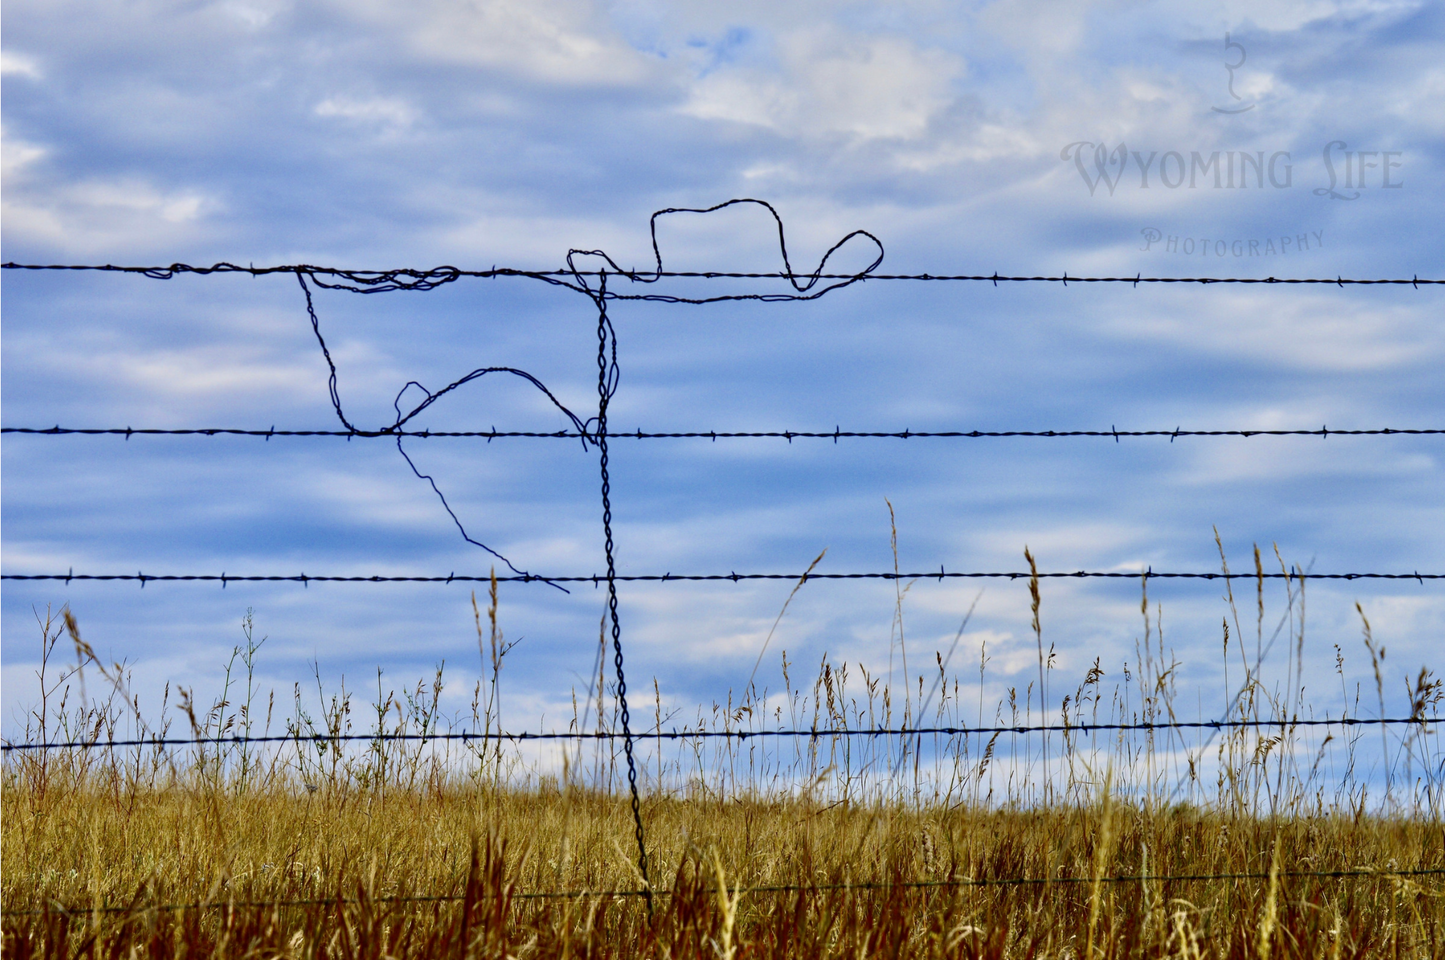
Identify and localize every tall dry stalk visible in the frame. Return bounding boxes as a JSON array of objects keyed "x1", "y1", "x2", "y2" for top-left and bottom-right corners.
[{"x1": 1086, "y1": 768, "x2": 1115, "y2": 960}]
